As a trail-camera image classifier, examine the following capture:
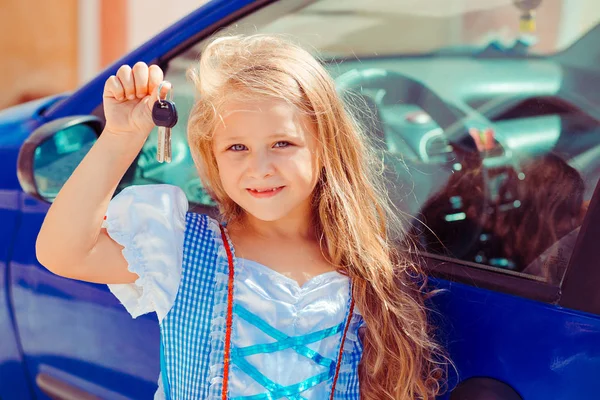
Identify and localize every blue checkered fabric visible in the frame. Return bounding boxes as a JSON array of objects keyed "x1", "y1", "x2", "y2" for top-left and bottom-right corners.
[
  {"x1": 160, "y1": 212, "x2": 221, "y2": 399},
  {"x1": 159, "y1": 213, "x2": 363, "y2": 399}
]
